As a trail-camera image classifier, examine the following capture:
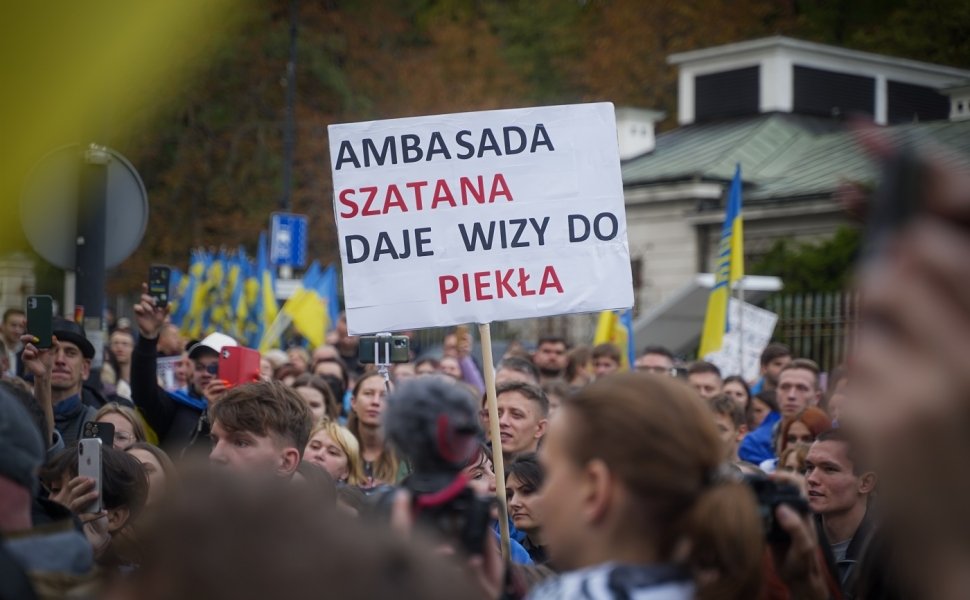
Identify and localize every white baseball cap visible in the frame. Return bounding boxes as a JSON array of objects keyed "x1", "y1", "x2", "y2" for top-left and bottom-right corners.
[{"x1": 187, "y1": 332, "x2": 237, "y2": 359}]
